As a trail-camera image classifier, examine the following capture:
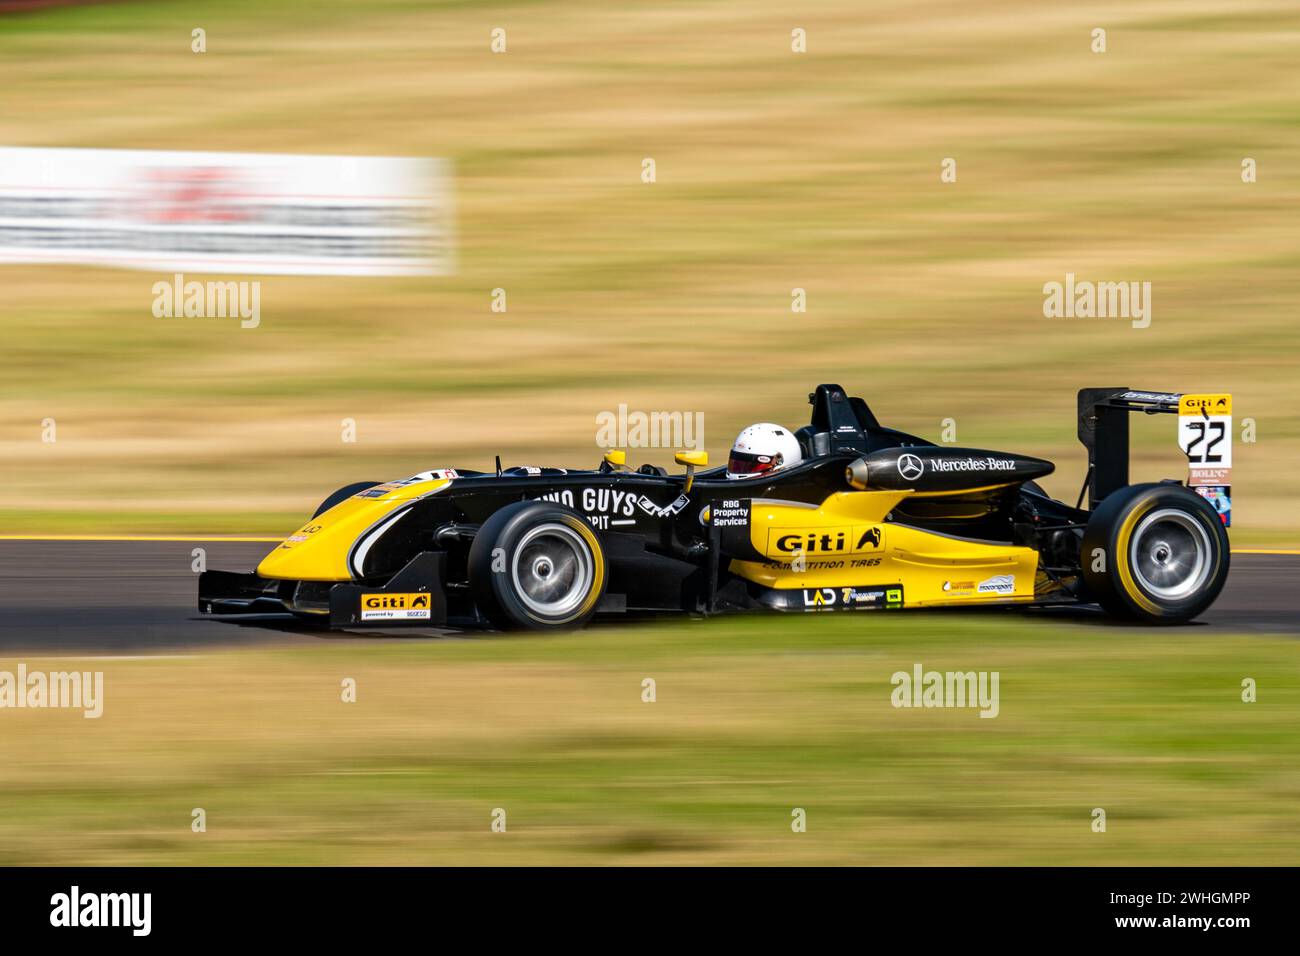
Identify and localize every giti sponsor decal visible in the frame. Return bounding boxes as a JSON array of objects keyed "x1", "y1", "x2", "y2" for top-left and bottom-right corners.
[
  {"x1": 801, "y1": 585, "x2": 902, "y2": 610},
  {"x1": 359, "y1": 592, "x2": 431, "y2": 621},
  {"x1": 768, "y1": 525, "x2": 882, "y2": 556},
  {"x1": 1178, "y1": 393, "x2": 1231, "y2": 415}
]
